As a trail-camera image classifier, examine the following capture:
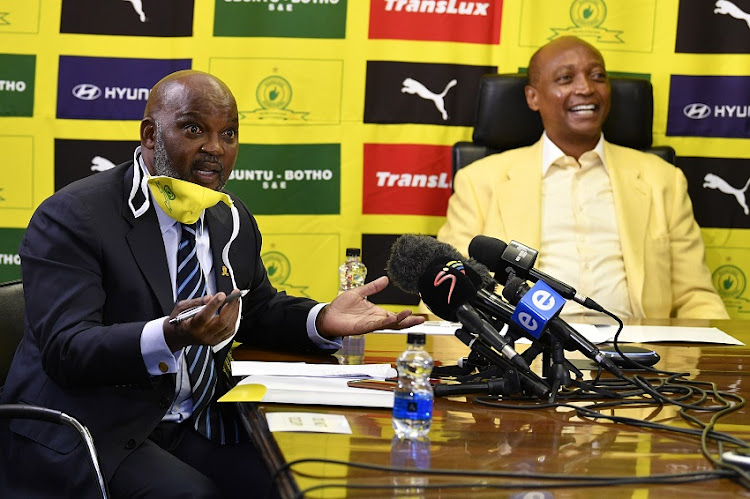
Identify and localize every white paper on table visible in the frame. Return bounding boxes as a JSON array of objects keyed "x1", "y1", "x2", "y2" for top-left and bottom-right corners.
[
  {"x1": 377, "y1": 321, "x2": 461, "y2": 335},
  {"x1": 231, "y1": 361, "x2": 397, "y2": 378},
  {"x1": 568, "y1": 324, "x2": 744, "y2": 345},
  {"x1": 265, "y1": 412, "x2": 352, "y2": 434},
  {"x1": 238, "y1": 375, "x2": 394, "y2": 408},
  {"x1": 376, "y1": 321, "x2": 744, "y2": 346}
]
